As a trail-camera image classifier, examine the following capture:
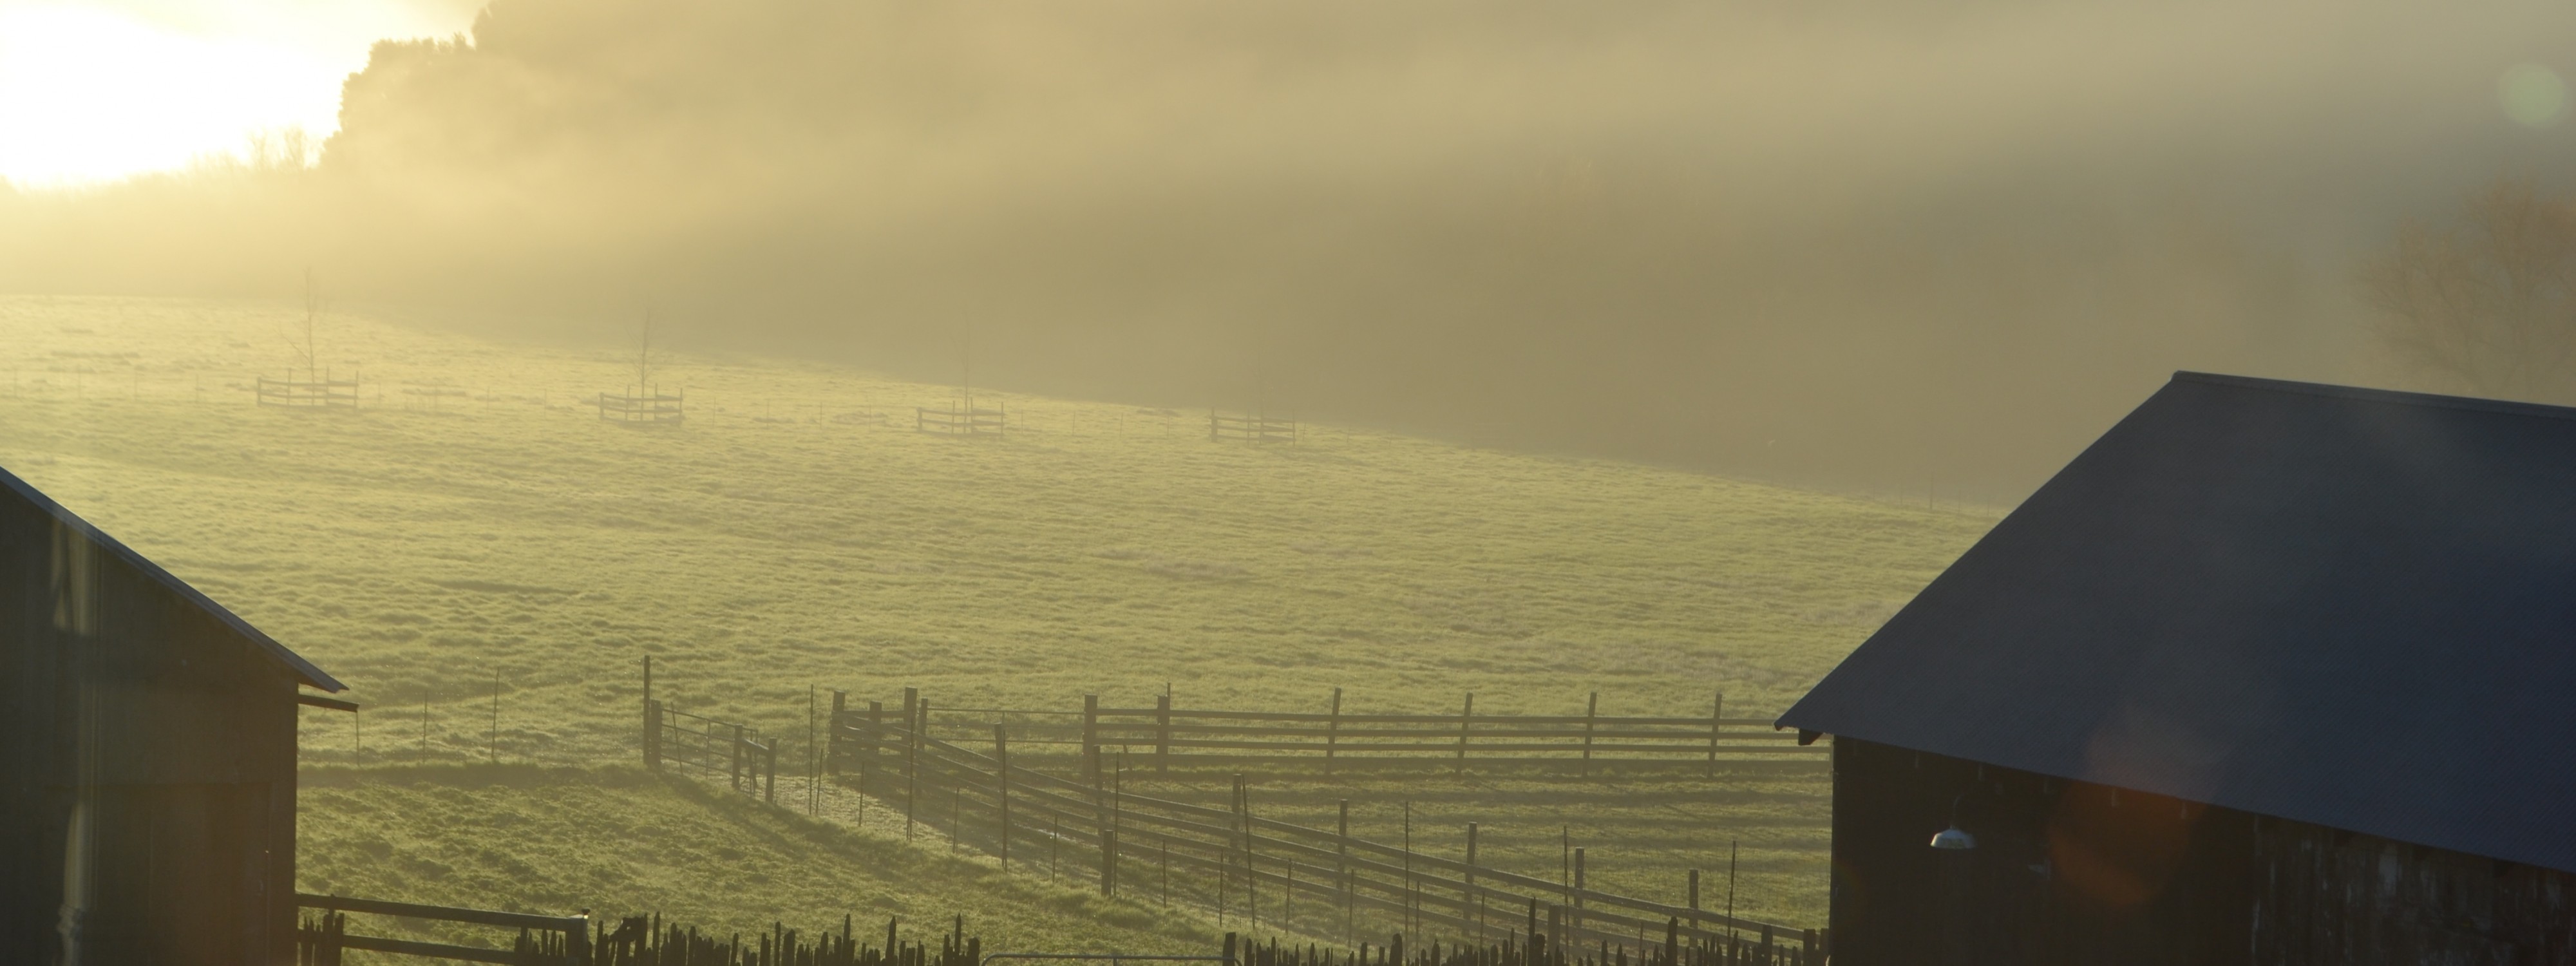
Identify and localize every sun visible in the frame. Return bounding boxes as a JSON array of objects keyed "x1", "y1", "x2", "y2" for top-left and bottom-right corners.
[{"x1": 0, "y1": 3, "x2": 472, "y2": 189}]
